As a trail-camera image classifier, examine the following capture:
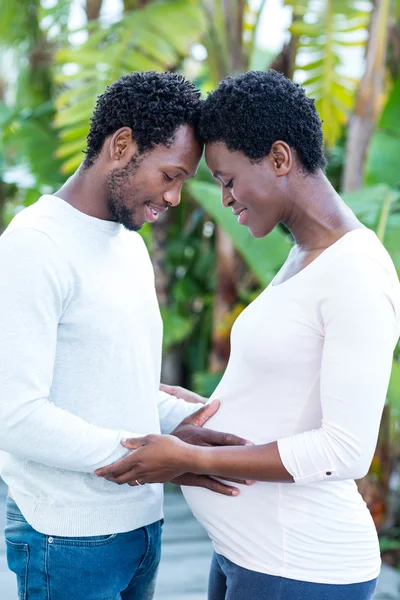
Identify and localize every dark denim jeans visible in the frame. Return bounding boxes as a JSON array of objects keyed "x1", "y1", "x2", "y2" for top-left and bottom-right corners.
[
  {"x1": 209, "y1": 552, "x2": 378, "y2": 600},
  {"x1": 5, "y1": 497, "x2": 162, "y2": 600}
]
